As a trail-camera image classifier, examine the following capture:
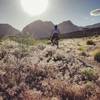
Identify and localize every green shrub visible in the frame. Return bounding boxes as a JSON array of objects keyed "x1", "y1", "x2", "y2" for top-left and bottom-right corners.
[
  {"x1": 87, "y1": 40, "x2": 95, "y2": 45},
  {"x1": 6, "y1": 36, "x2": 49, "y2": 46},
  {"x1": 78, "y1": 46, "x2": 86, "y2": 51},
  {"x1": 78, "y1": 47, "x2": 85, "y2": 51},
  {"x1": 94, "y1": 51, "x2": 100, "y2": 63},
  {"x1": 10, "y1": 36, "x2": 35, "y2": 46},
  {"x1": 81, "y1": 68, "x2": 98, "y2": 81}
]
